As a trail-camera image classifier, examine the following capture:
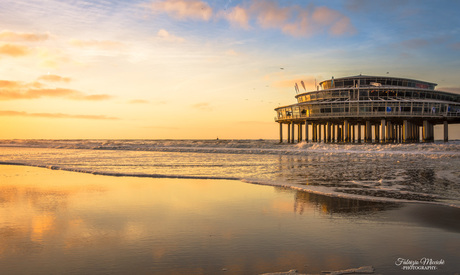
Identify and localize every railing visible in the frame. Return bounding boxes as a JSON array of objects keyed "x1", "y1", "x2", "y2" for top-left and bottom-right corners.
[{"x1": 274, "y1": 110, "x2": 460, "y2": 122}]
